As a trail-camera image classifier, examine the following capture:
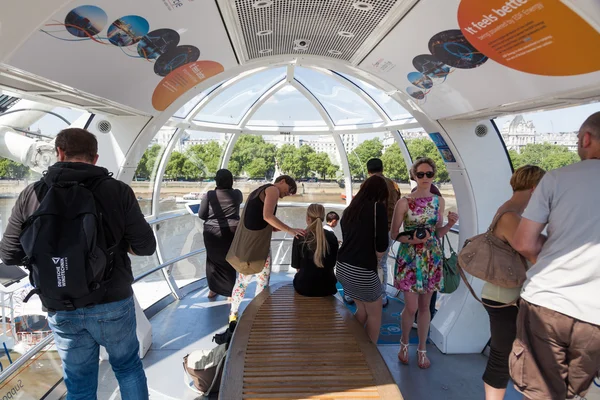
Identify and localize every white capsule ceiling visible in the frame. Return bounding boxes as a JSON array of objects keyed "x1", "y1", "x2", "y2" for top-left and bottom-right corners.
[{"x1": 170, "y1": 65, "x2": 419, "y2": 134}]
